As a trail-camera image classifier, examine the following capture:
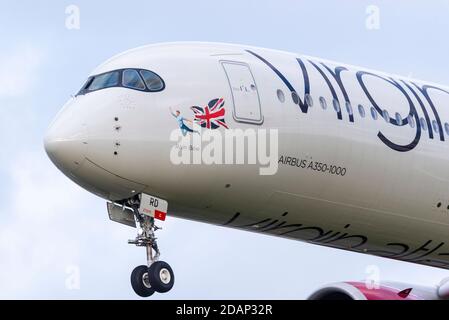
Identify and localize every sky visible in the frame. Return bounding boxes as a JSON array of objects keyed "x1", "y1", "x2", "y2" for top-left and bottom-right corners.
[{"x1": 1, "y1": 0, "x2": 449, "y2": 299}]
